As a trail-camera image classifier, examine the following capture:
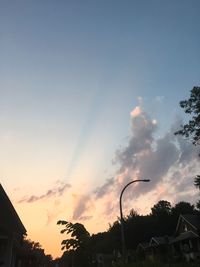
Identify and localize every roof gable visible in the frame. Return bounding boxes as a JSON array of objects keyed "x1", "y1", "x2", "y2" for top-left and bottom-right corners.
[
  {"x1": 137, "y1": 242, "x2": 149, "y2": 250},
  {"x1": 171, "y1": 230, "x2": 199, "y2": 243},
  {"x1": 175, "y1": 214, "x2": 200, "y2": 234},
  {"x1": 150, "y1": 236, "x2": 171, "y2": 246},
  {"x1": 0, "y1": 184, "x2": 26, "y2": 235}
]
